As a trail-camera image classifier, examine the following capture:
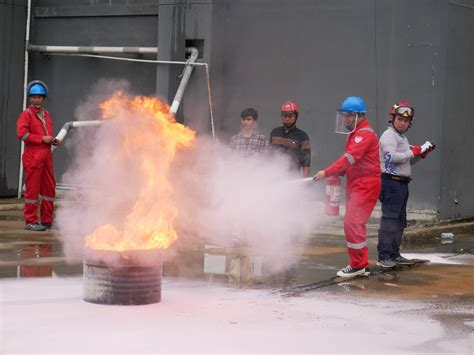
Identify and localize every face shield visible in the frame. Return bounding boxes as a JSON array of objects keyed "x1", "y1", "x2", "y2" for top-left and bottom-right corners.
[{"x1": 335, "y1": 110, "x2": 359, "y2": 135}]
